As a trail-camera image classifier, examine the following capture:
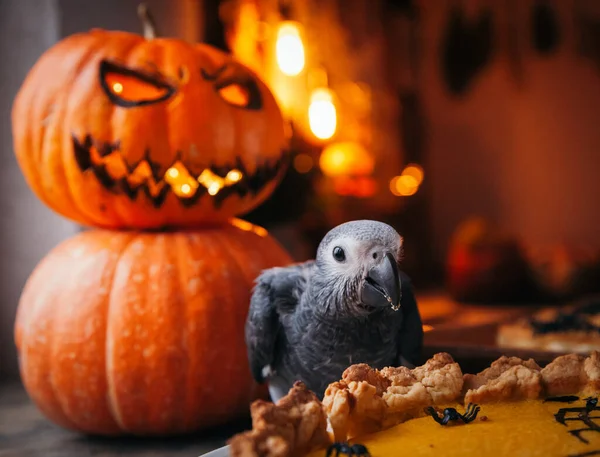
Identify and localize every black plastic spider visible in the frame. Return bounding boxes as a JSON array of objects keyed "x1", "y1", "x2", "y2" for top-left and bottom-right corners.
[
  {"x1": 425, "y1": 403, "x2": 481, "y2": 425},
  {"x1": 585, "y1": 396, "x2": 598, "y2": 412},
  {"x1": 326, "y1": 442, "x2": 370, "y2": 457}
]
